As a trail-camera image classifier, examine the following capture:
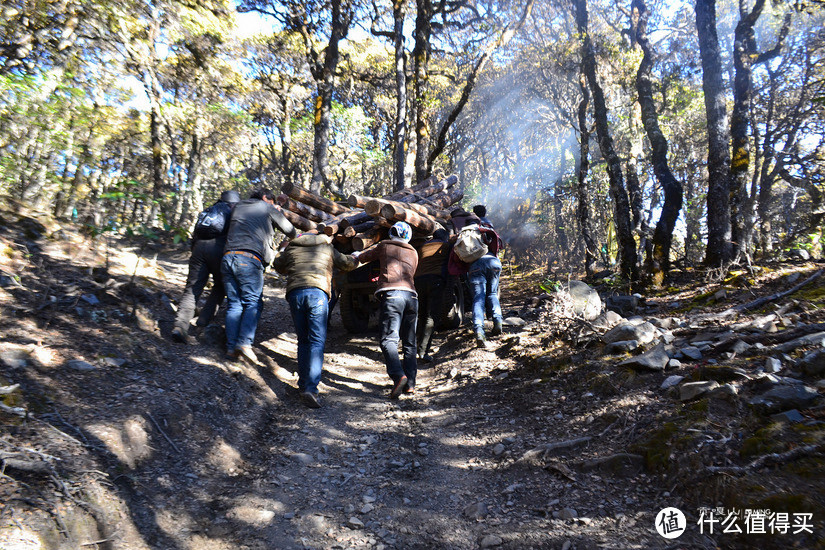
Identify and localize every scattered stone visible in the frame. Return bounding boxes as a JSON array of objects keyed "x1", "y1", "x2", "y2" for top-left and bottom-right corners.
[
  {"x1": 679, "y1": 381, "x2": 720, "y2": 401},
  {"x1": 709, "y1": 383, "x2": 738, "y2": 398},
  {"x1": 561, "y1": 541, "x2": 572, "y2": 550},
  {"x1": 503, "y1": 317, "x2": 526, "y2": 327},
  {"x1": 661, "y1": 375, "x2": 684, "y2": 389},
  {"x1": 679, "y1": 346, "x2": 703, "y2": 361},
  {"x1": 492, "y1": 443, "x2": 506, "y2": 457},
  {"x1": 788, "y1": 248, "x2": 810, "y2": 260},
  {"x1": 619, "y1": 343, "x2": 670, "y2": 371},
  {"x1": 362, "y1": 495, "x2": 377, "y2": 504},
  {"x1": 605, "y1": 294, "x2": 640, "y2": 316},
  {"x1": 667, "y1": 358, "x2": 682, "y2": 369},
  {"x1": 731, "y1": 340, "x2": 751, "y2": 355},
  {"x1": 480, "y1": 535, "x2": 503, "y2": 548},
  {"x1": 785, "y1": 272, "x2": 802, "y2": 284},
  {"x1": 764, "y1": 357, "x2": 782, "y2": 373},
  {"x1": 649, "y1": 317, "x2": 673, "y2": 330},
  {"x1": 604, "y1": 340, "x2": 639, "y2": 354},
  {"x1": 102, "y1": 357, "x2": 127, "y2": 367},
  {"x1": 799, "y1": 350, "x2": 825, "y2": 376},
  {"x1": 291, "y1": 453, "x2": 314, "y2": 465},
  {"x1": 67, "y1": 359, "x2": 97, "y2": 371},
  {"x1": 463, "y1": 502, "x2": 488, "y2": 519},
  {"x1": 603, "y1": 322, "x2": 659, "y2": 346},
  {"x1": 360, "y1": 504, "x2": 374, "y2": 514},
  {"x1": 80, "y1": 293, "x2": 100, "y2": 305},
  {"x1": 347, "y1": 517, "x2": 365, "y2": 529},
  {"x1": 0, "y1": 350, "x2": 29, "y2": 369},
  {"x1": 714, "y1": 289, "x2": 727, "y2": 301},
  {"x1": 559, "y1": 508, "x2": 578, "y2": 520},
  {"x1": 770, "y1": 409, "x2": 805, "y2": 423},
  {"x1": 750, "y1": 385, "x2": 820, "y2": 412},
  {"x1": 557, "y1": 281, "x2": 602, "y2": 321},
  {"x1": 283, "y1": 512, "x2": 295, "y2": 519}
]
